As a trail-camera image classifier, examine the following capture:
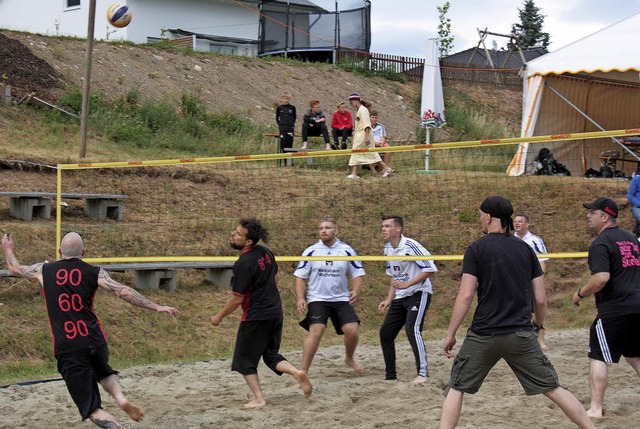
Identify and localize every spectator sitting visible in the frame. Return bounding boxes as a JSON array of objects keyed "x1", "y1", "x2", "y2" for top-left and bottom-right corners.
[
  {"x1": 331, "y1": 102, "x2": 353, "y2": 150},
  {"x1": 302, "y1": 100, "x2": 331, "y2": 150},
  {"x1": 370, "y1": 110, "x2": 392, "y2": 167}
]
